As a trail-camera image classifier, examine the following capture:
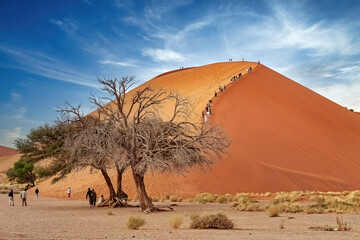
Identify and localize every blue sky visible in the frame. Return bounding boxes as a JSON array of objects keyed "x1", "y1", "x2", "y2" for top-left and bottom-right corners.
[{"x1": 1, "y1": 0, "x2": 360, "y2": 148}]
